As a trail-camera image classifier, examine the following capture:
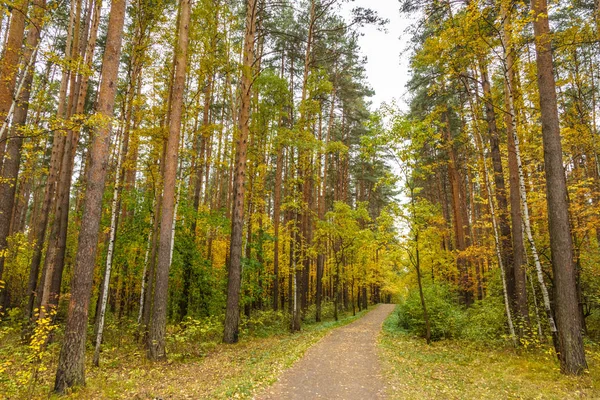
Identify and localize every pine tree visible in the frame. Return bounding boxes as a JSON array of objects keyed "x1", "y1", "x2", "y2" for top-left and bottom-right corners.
[{"x1": 54, "y1": 0, "x2": 127, "y2": 391}]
